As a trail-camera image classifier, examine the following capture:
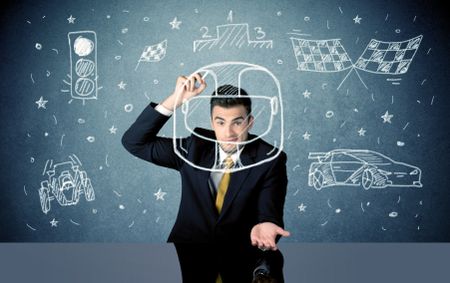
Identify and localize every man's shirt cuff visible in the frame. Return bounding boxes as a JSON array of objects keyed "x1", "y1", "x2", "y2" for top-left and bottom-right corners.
[{"x1": 154, "y1": 104, "x2": 173, "y2": 117}]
